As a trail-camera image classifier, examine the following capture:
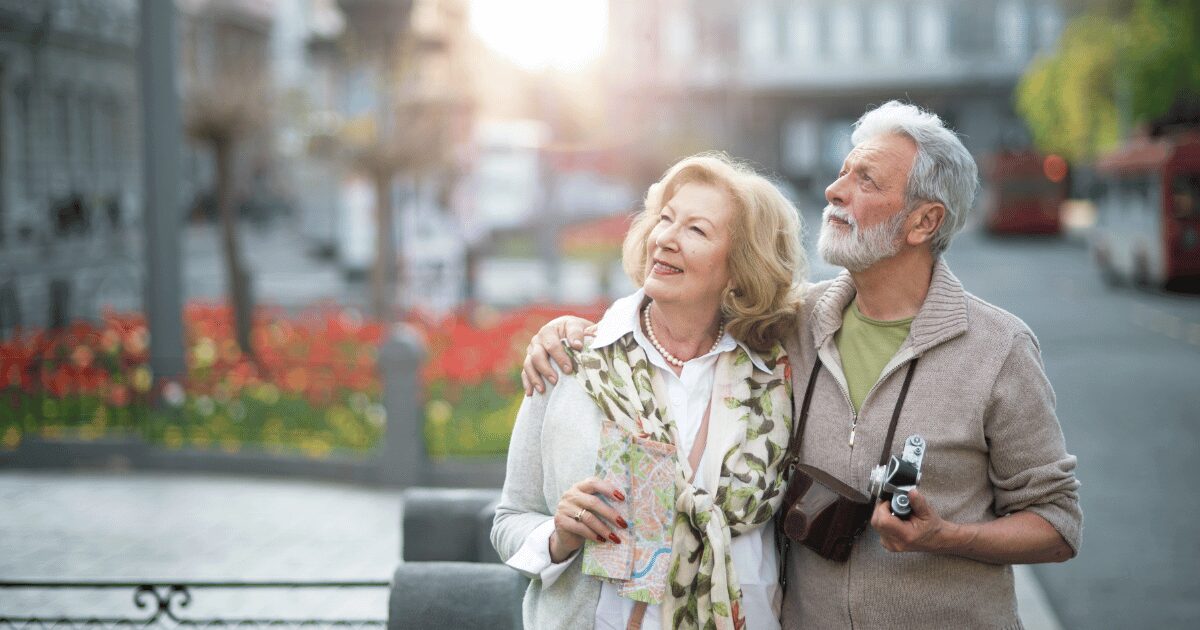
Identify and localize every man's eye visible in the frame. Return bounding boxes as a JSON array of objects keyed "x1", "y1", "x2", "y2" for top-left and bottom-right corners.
[{"x1": 659, "y1": 213, "x2": 671, "y2": 222}]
